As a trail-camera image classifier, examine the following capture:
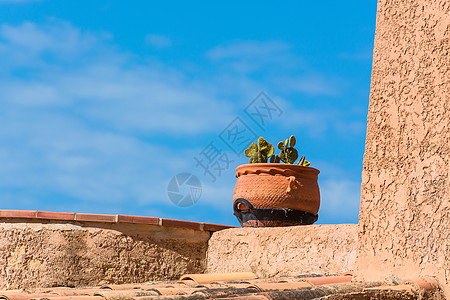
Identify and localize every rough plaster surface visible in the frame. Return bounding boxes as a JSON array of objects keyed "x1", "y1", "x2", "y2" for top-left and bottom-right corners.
[
  {"x1": 206, "y1": 224, "x2": 358, "y2": 278},
  {"x1": 357, "y1": 0, "x2": 450, "y2": 297},
  {"x1": 0, "y1": 220, "x2": 210, "y2": 289}
]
